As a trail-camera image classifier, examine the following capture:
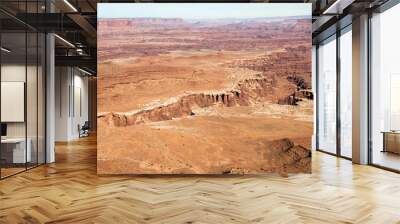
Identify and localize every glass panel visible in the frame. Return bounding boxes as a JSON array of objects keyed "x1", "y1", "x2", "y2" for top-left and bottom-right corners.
[
  {"x1": 371, "y1": 4, "x2": 400, "y2": 171},
  {"x1": 339, "y1": 28, "x2": 352, "y2": 158},
  {"x1": 0, "y1": 1, "x2": 27, "y2": 14},
  {"x1": 0, "y1": 1, "x2": 46, "y2": 179},
  {"x1": 312, "y1": 45, "x2": 317, "y2": 151},
  {"x1": 26, "y1": 0, "x2": 39, "y2": 169},
  {"x1": 1, "y1": 30, "x2": 27, "y2": 177},
  {"x1": 317, "y1": 36, "x2": 337, "y2": 154},
  {"x1": 38, "y1": 32, "x2": 45, "y2": 165},
  {"x1": 74, "y1": 85, "x2": 82, "y2": 137},
  {"x1": 27, "y1": 30, "x2": 38, "y2": 169}
]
